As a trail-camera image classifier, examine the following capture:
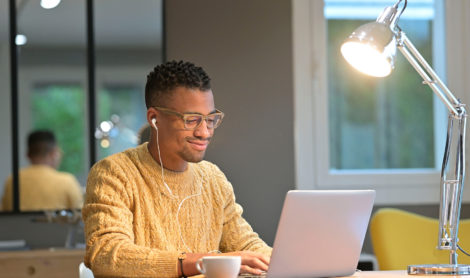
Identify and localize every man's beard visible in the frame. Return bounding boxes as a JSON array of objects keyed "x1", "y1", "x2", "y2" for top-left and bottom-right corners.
[
  {"x1": 179, "y1": 137, "x2": 211, "y2": 163},
  {"x1": 178, "y1": 147, "x2": 207, "y2": 163}
]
